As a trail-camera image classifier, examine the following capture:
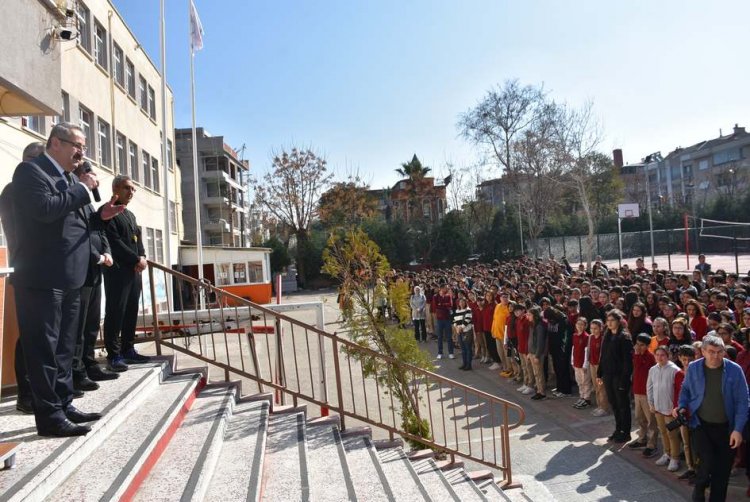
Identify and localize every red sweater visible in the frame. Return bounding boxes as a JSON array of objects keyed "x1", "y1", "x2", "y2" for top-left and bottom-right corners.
[
  {"x1": 632, "y1": 351, "x2": 656, "y2": 395},
  {"x1": 516, "y1": 317, "x2": 530, "y2": 354},
  {"x1": 588, "y1": 334, "x2": 603, "y2": 365},
  {"x1": 469, "y1": 301, "x2": 483, "y2": 332},
  {"x1": 673, "y1": 370, "x2": 686, "y2": 409},
  {"x1": 482, "y1": 302, "x2": 496, "y2": 333},
  {"x1": 690, "y1": 316, "x2": 708, "y2": 341},
  {"x1": 572, "y1": 331, "x2": 589, "y2": 368},
  {"x1": 434, "y1": 294, "x2": 453, "y2": 321}
]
